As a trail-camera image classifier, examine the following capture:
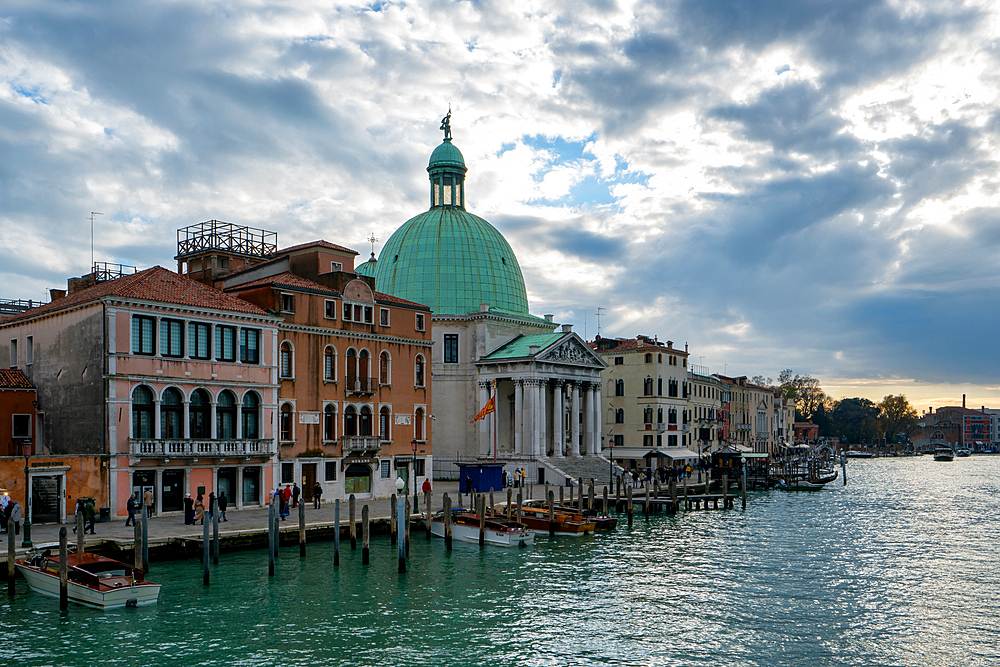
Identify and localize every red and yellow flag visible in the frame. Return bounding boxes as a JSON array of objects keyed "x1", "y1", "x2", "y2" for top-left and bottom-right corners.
[{"x1": 470, "y1": 395, "x2": 496, "y2": 423}]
